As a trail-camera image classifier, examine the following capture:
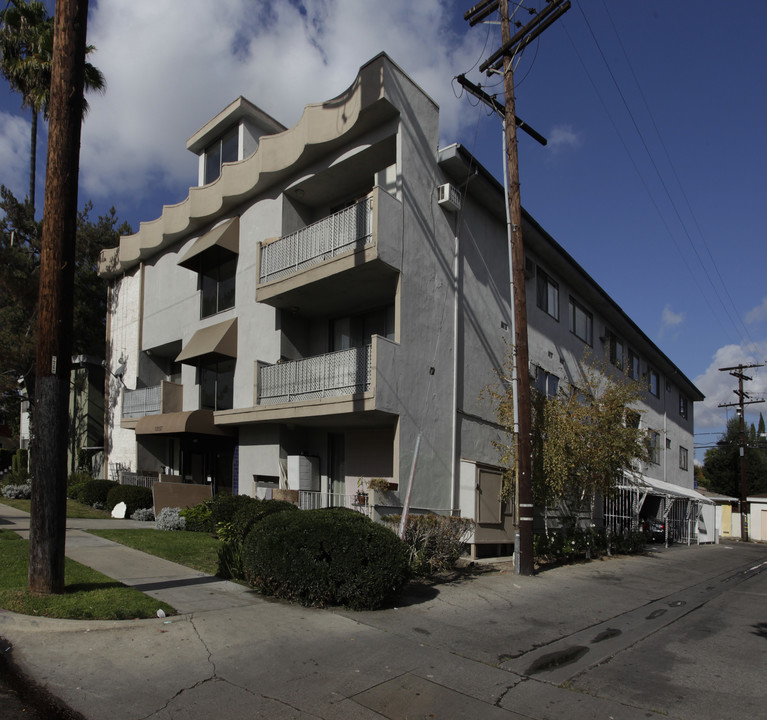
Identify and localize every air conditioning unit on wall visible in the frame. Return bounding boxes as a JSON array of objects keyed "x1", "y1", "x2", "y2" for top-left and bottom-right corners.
[{"x1": 437, "y1": 183, "x2": 461, "y2": 212}]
